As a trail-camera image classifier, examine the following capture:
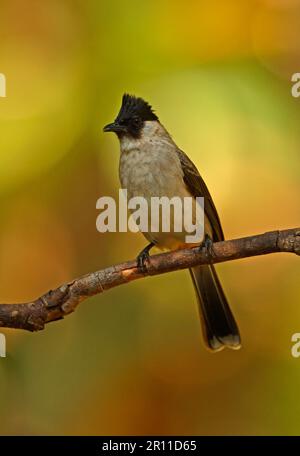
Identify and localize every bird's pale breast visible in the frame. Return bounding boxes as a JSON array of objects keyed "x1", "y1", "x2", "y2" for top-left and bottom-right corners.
[{"x1": 119, "y1": 138, "x2": 204, "y2": 249}]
